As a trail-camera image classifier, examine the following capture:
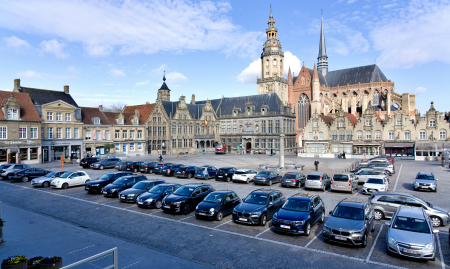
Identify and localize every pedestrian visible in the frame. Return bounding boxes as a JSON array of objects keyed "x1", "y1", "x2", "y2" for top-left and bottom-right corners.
[
  {"x1": 159, "y1": 154, "x2": 163, "y2": 163},
  {"x1": 342, "y1": 152, "x2": 346, "y2": 159},
  {"x1": 314, "y1": 159, "x2": 319, "y2": 171}
]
